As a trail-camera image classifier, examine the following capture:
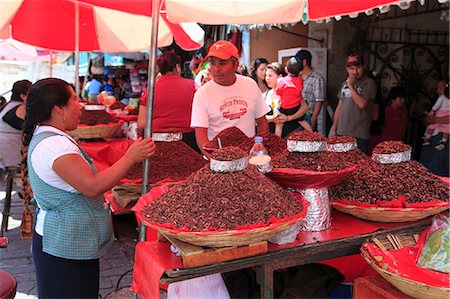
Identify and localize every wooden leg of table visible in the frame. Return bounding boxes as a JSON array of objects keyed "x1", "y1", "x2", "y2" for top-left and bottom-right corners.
[
  {"x1": 257, "y1": 263, "x2": 274, "y2": 299},
  {"x1": 1, "y1": 171, "x2": 14, "y2": 237}
]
